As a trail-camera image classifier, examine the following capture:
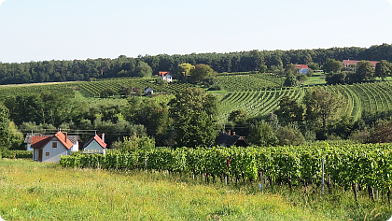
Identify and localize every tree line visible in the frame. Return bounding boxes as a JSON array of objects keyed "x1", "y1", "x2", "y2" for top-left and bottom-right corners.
[{"x1": 1, "y1": 44, "x2": 392, "y2": 85}]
